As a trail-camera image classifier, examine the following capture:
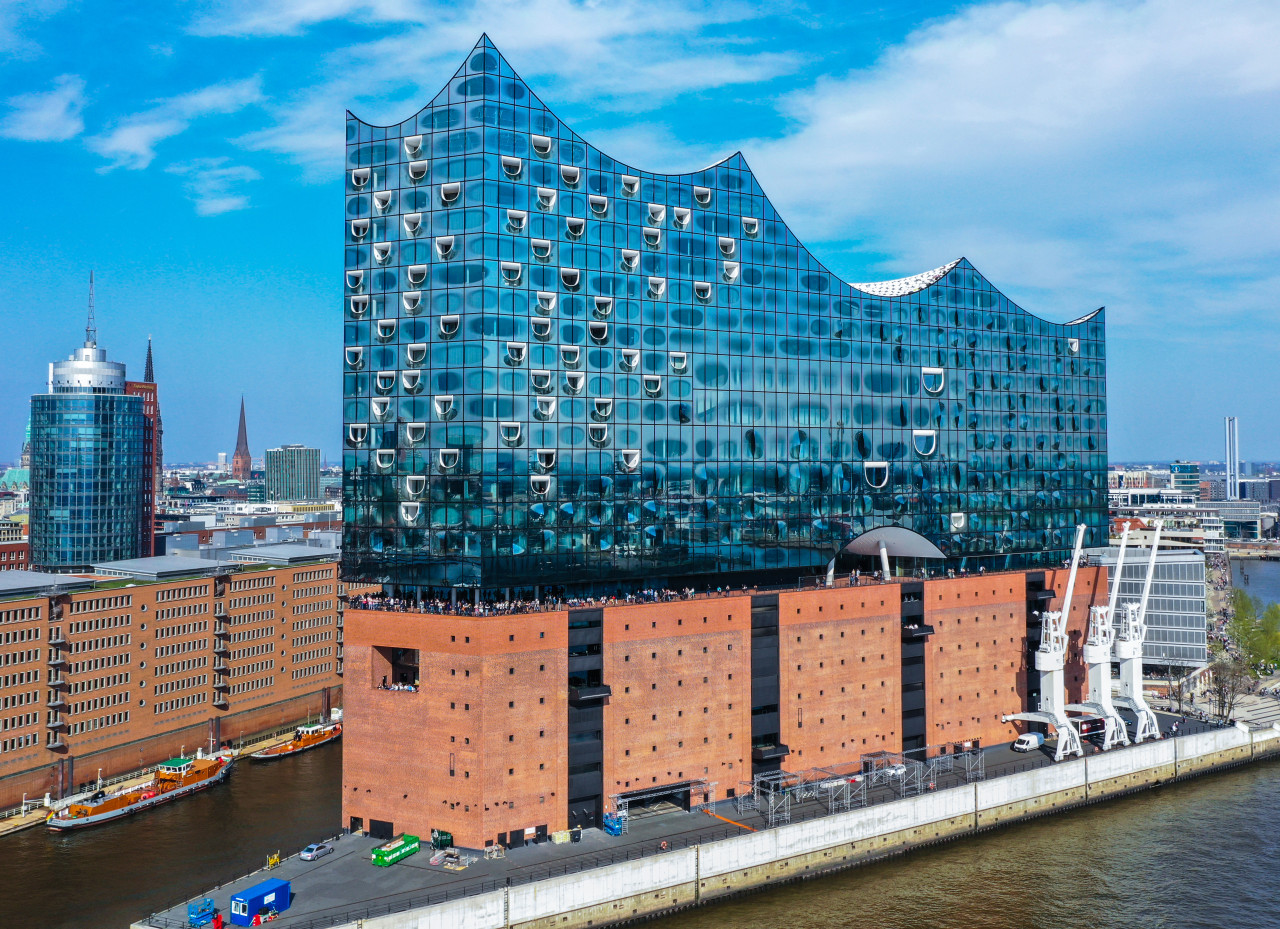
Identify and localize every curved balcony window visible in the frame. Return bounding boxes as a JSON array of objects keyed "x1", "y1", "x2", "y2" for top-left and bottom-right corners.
[
  {"x1": 560, "y1": 345, "x2": 580, "y2": 367},
  {"x1": 592, "y1": 398, "x2": 613, "y2": 421},
  {"x1": 349, "y1": 295, "x2": 369, "y2": 317},
  {"x1": 693, "y1": 281, "x2": 712, "y2": 302},
  {"x1": 621, "y1": 175, "x2": 640, "y2": 195},
  {"x1": 589, "y1": 424, "x2": 609, "y2": 446},
  {"x1": 501, "y1": 261, "x2": 523, "y2": 284},
  {"x1": 405, "y1": 475, "x2": 426, "y2": 496},
  {"x1": 438, "y1": 449, "x2": 460, "y2": 471},
  {"x1": 565, "y1": 217, "x2": 584, "y2": 238},
  {"x1": 531, "y1": 318, "x2": 553, "y2": 341},
  {"x1": 673, "y1": 207, "x2": 690, "y2": 227},
  {"x1": 406, "y1": 264, "x2": 427, "y2": 284},
  {"x1": 912, "y1": 429, "x2": 937, "y2": 457},
  {"x1": 534, "y1": 396, "x2": 557, "y2": 420},
  {"x1": 620, "y1": 249, "x2": 639, "y2": 271},
  {"x1": 408, "y1": 160, "x2": 428, "y2": 181},
  {"x1": 373, "y1": 242, "x2": 392, "y2": 264},
  {"x1": 374, "y1": 449, "x2": 395, "y2": 470},
  {"x1": 501, "y1": 155, "x2": 522, "y2": 178},
  {"x1": 531, "y1": 134, "x2": 553, "y2": 156},
  {"x1": 619, "y1": 449, "x2": 641, "y2": 473},
  {"x1": 435, "y1": 236, "x2": 455, "y2": 260},
  {"x1": 400, "y1": 502, "x2": 421, "y2": 523},
  {"x1": 950, "y1": 512, "x2": 967, "y2": 532},
  {"x1": 401, "y1": 370, "x2": 423, "y2": 393},
  {"x1": 403, "y1": 135, "x2": 422, "y2": 156},
  {"x1": 722, "y1": 261, "x2": 740, "y2": 283},
  {"x1": 351, "y1": 168, "x2": 370, "y2": 188},
  {"x1": 561, "y1": 165, "x2": 580, "y2": 186},
  {"x1": 523, "y1": 240, "x2": 550, "y2": 263},
  {"x1": 537, "y1": 187, "x2": 557, "y2": 210},
  {"x1": 406, "y1": 343, "x2": 427, "y2": 365},
  {"x1": 1067, "y1": 338, "x2": 1080, "y2": 354},
  {"x1": 530, "y1": 475, "x2": 551, "y2": 496},
  {"x1": 346, "y1": 270, "x2": 364, "y2": 290},
  {"x1": 375, "y1": 319, "x2": 397, "y2": 341},
  {"x1": 619, "y1": 349, "x2": 639, "y2": 372},
  {"x1": 344, "y1": 346, "x2": 364, "y2": 369},
  {"x1": 589, "y1": 321, "x2": 609, "y2": 343},
  {"x1": 718, "y1": 237, "x2": 736, "y2": 257},
  {"x1": 648, "y1": 277, "x2": 666, "y2": 298},
  {"x1": 440, "y1": 182, "x2": 460, "y2": 204},
  {"x1": 560, "y1": 267, "x2": 581, "y2": 289},
  {"x1": 347, "y1": 423, "x2": 368, "y2": 446},
  {"x1": 531, "y1": 369, "x2": 553, "y2": 393},
  {"x1": 403, "y1": 213, "x2": 422, "y2": 235},
  {"x1": 500, "y1": 421, "x2": 523, "y2": 447},
  {"x1": 370, "y1": 397, "x2": 390, "y2": 420},
  {"x1": 438, "y1": 315, "x2": 460, "y2": 338},
  {"x1": 350, "y1": 219, "x2": 369, "y2": 239},
  {"x1": 405, "y1": 422, "x2": 427, "y2": 444},
  {"x1": 643, "y1": 228, "x2": 661, "y2": 248},
  {"x1": 402, "y1": 291, "x2": 422, "y2": 314},
  {"x1": 506, "y1": 341, "x2": 527, "y2": 365},
  {"x1": 922, "y1": 366, "x2": 946, "y2": 394},
  {"x1": 693, "y1": 185, "x2": 711, "y2": 205},
  {"x1": 863, "y1": 461, "x2": 889, "y2": 489},
  {"x1": 742, "y1": 216, "x2": 759, "y2": 236},
  {"x1": 502, "y1": 211, "x2": 526, "y2": 235},
  {"x1": 536, "y1": 449, "x2": 557, "y2": 471},
  {"x1": 373, "y1": 190, "x2": 392, "y2": 212},
  {"x1": 669, "y1": 351, "x2": 687, "y2": 374},
  {"x1": 564, "y1": 371, "x2": 585, "y2": 394},
  {"x1": 433, "y1": 394, "x2": 456, "y2": 419},
  {"x1": 643, "y1": 375, "x2": 662, "y2": 396},
  {"x1": 593, "y1": 296, "x2": 613, "y2": 318},
  {"x1": 647, "y1": 203, "x2": 666, "y2": 224},
  {"x1": 374, "y1": 371, "x2": 395, "y2": 394},
  {"x1": 536, "y1": 291, "x2": 557, "y2": 315},
  {"x1": 589, "y1": 194, "x2": 608, "y2": 215}
]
